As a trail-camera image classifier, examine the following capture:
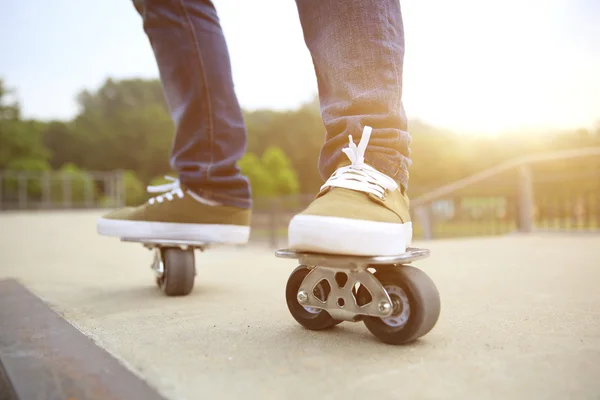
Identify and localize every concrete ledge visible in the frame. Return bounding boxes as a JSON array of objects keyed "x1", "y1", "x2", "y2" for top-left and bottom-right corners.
[
  {"x1": 0, "y1": 358, "x2": 18, "y2": 400},
  {"x1": 0, "y1": 279, "x2": 167, "y2": 400}
]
